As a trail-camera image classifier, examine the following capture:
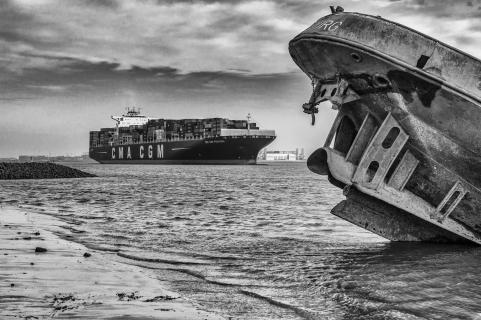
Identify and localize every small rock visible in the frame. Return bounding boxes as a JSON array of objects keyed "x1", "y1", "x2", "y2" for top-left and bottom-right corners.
[
  {"x1": 35, "y1": 247, "x2": 47, "y2": 253},
  {"x1": 30, "y1": 262, "x2": 35, "y2": 265},
  {"x1": 10, "y1": 283, "x2": 14, "y2": 287},
  {"x1": 33, "y1": 231, "x2": 40, "y2": 236},
  {"x1": 337, "y1": 280, "x2": 357, "y2": 290},
  {"x1": 83, "y1": 252, "x2": 91, "y2": 258},
  {"x1": 23, "y1": 236, "x2": 32, "y2": 240}
]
